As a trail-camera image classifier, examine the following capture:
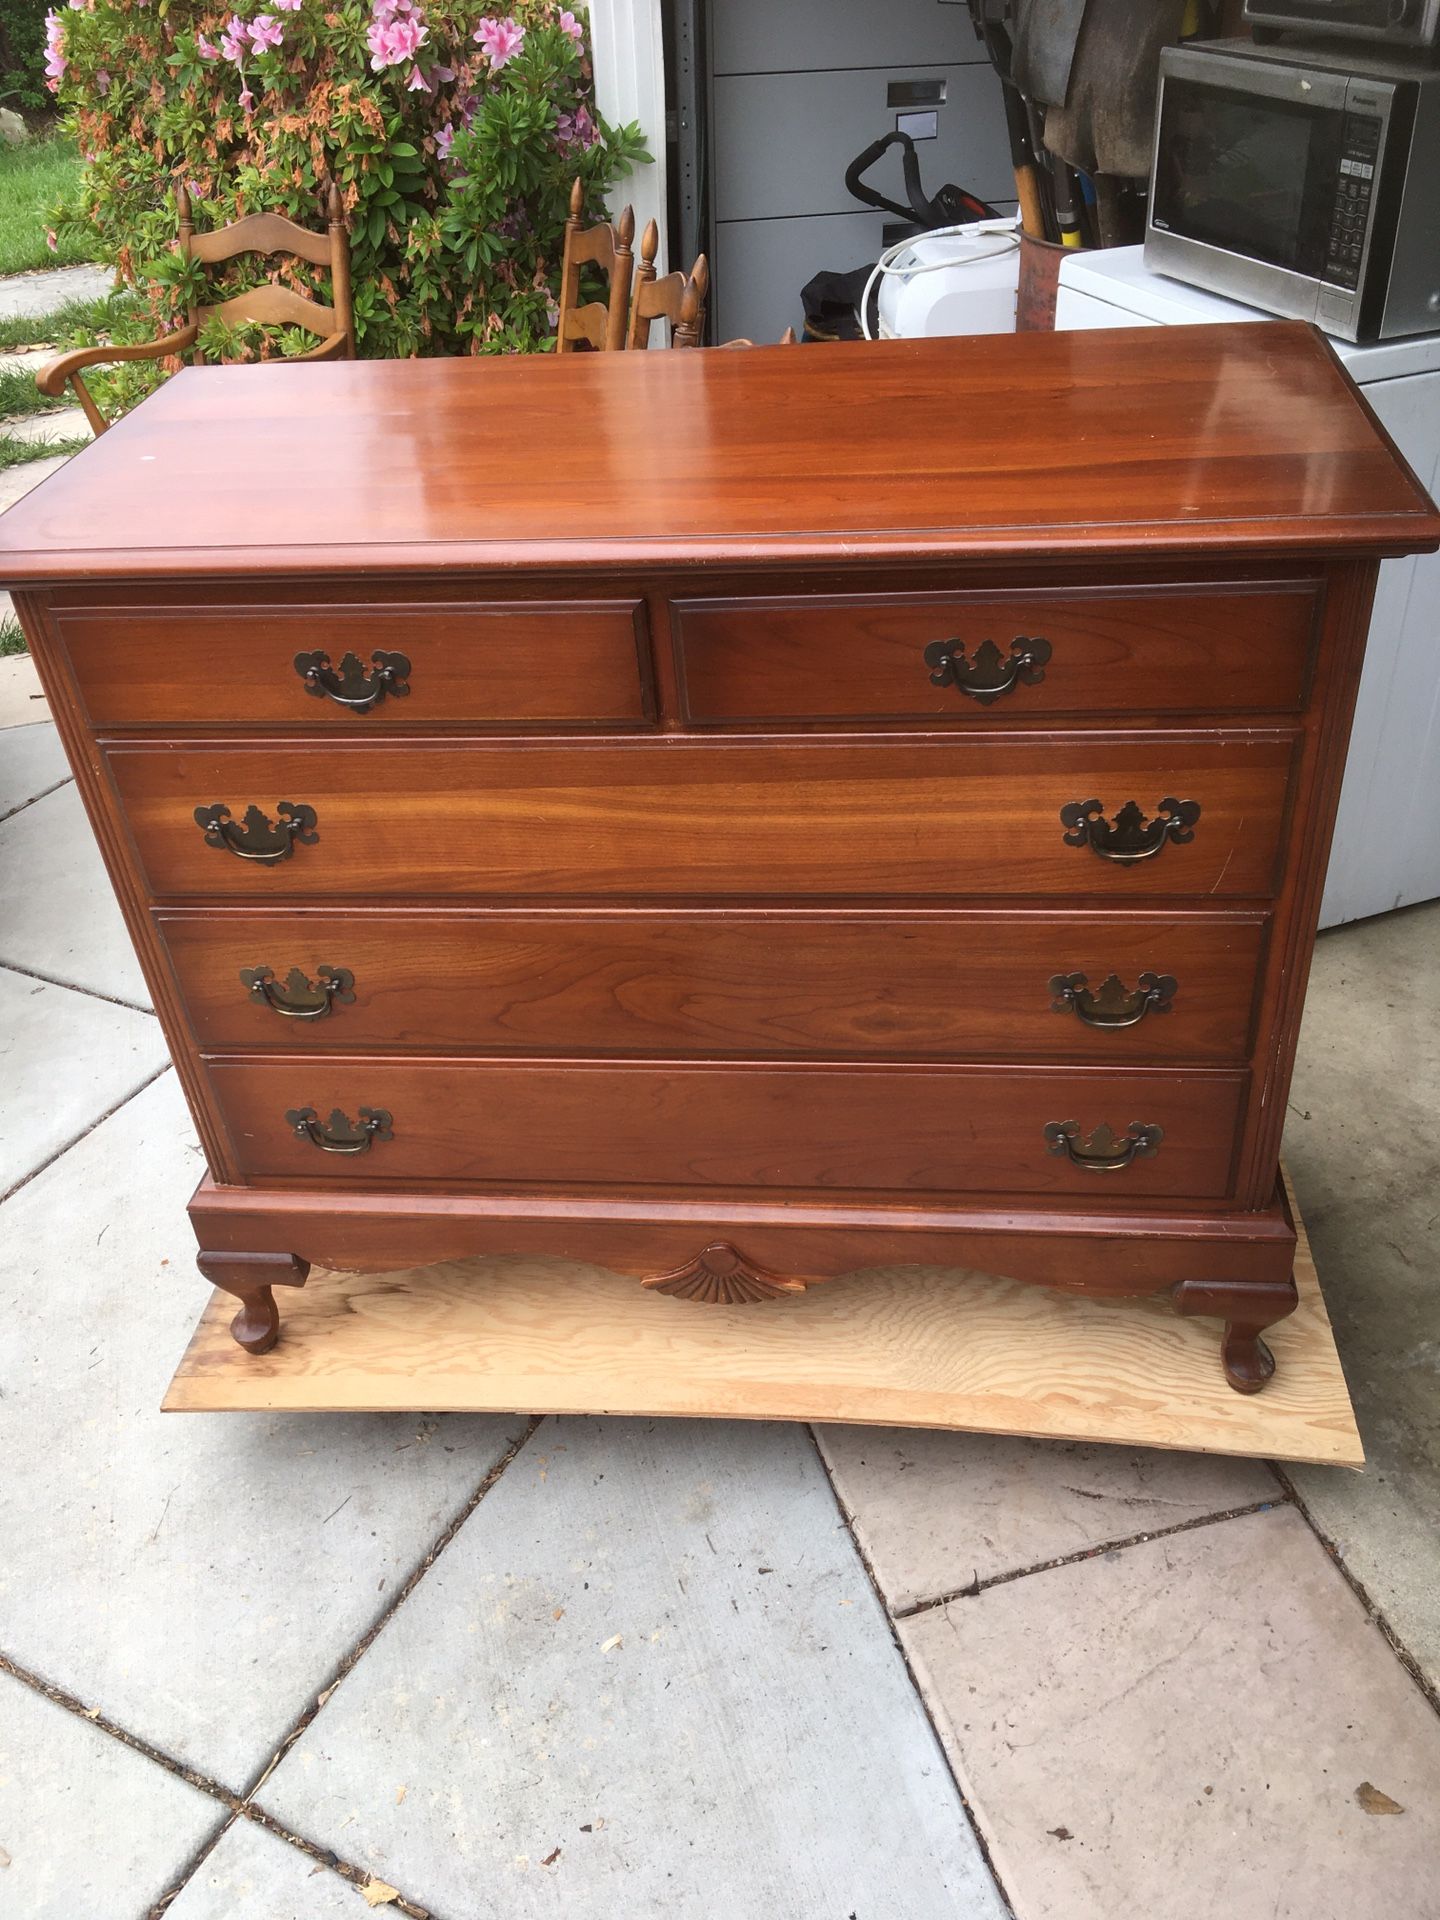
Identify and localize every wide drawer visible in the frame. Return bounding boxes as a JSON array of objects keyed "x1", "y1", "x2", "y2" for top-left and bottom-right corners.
[
  {"x1": 673, "y1": 579, "x2": 1319, "y2": 723},
  {"x1": 107, "y1": 735, "x2": 1295, "y2": 901},
  {"x1": 206, "y1": 1058, "x2": 1248, "y2": 1201},
  {"x1": 55, "y1": 599, "x2": 653, "y2": 729},
  {"x1": 160, "y1": 907, "x2": 1268, "y2": 1063}
]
